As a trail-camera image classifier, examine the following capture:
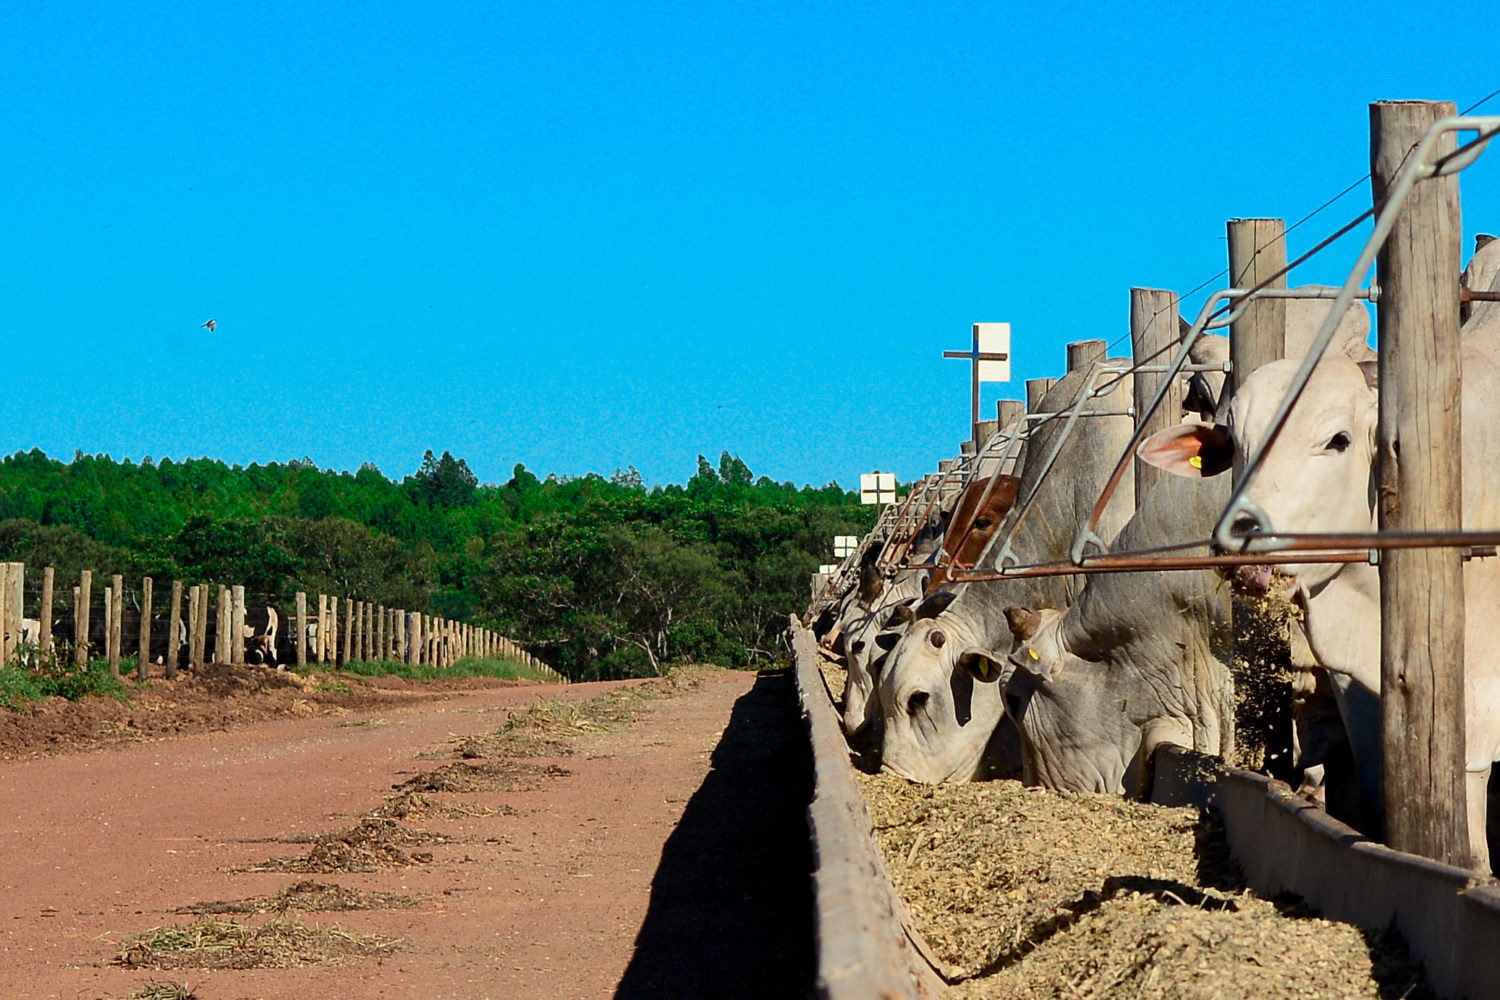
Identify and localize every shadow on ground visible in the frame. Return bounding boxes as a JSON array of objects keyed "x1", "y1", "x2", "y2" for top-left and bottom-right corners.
[{"x1": 614, "y1": 669, "x2": 814, "y2": 1000}]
